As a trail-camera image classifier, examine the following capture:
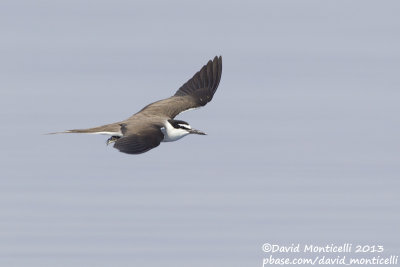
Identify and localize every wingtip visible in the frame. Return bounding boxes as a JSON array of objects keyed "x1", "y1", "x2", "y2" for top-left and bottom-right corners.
[{"x1": 212, "y1": 55, "x2": 222, "y2": 62}]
